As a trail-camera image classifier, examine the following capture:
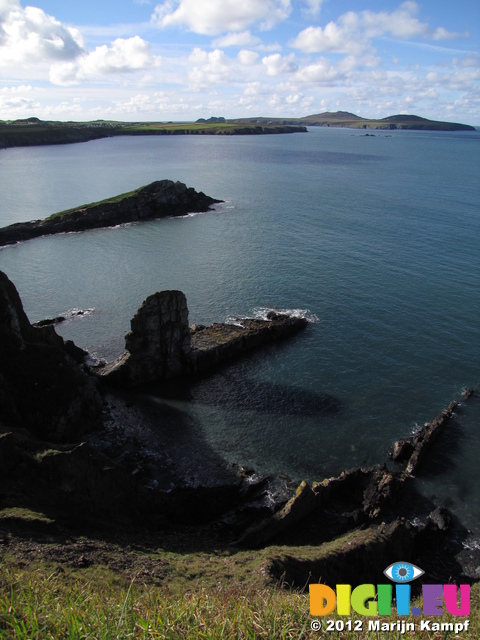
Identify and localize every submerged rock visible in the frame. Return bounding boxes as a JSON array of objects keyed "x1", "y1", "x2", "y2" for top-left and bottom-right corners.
[{"x1": 0, "y1": 180, "x2": 222, "y2": 246}]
